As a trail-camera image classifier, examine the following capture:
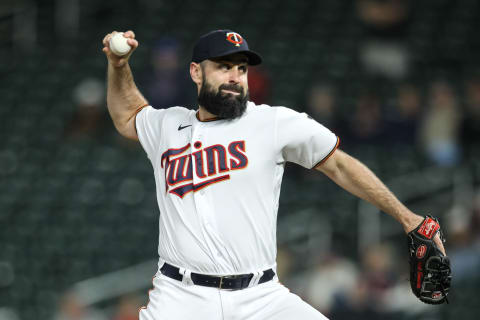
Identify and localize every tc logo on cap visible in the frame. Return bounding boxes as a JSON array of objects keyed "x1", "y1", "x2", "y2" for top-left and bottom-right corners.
[{"x1": 226, "y1": 32, "x2": 243, "y2": 47}]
